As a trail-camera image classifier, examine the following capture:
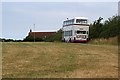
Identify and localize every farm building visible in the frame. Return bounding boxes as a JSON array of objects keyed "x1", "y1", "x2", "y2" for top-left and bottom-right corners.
[
  {"x1": 24, "y1": 29, "x2": 56, "y2": 41},
  {"x1": 28, "y1": 29, "x2": 56, "y2": 38}
]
